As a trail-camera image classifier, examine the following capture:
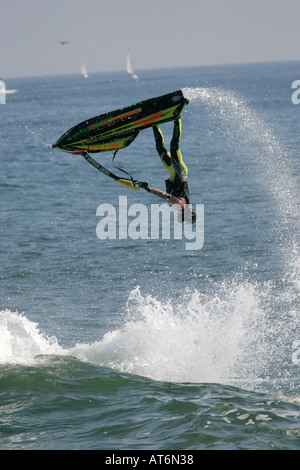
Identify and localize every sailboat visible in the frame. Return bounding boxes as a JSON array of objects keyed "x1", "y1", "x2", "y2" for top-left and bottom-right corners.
[
  {"x1": 0, "y1": 79, "x2": 17, "y2": 99},
  {"x1": 80, "y1": 61, "x2": 89, "y2": 79},
  {"x1": 126, "y1": 49, "x2": 138, "y2": 80}
]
